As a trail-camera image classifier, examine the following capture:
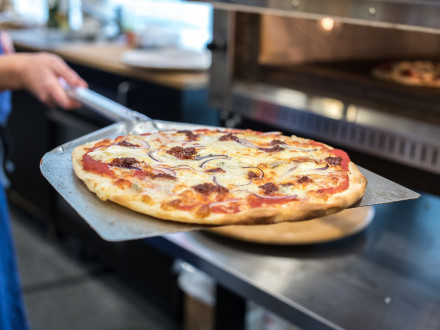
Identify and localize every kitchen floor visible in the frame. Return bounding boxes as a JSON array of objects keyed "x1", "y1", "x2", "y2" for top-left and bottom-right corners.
[{"x1": 9, "y1": 203, "x2": 179, "y2": 330}]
